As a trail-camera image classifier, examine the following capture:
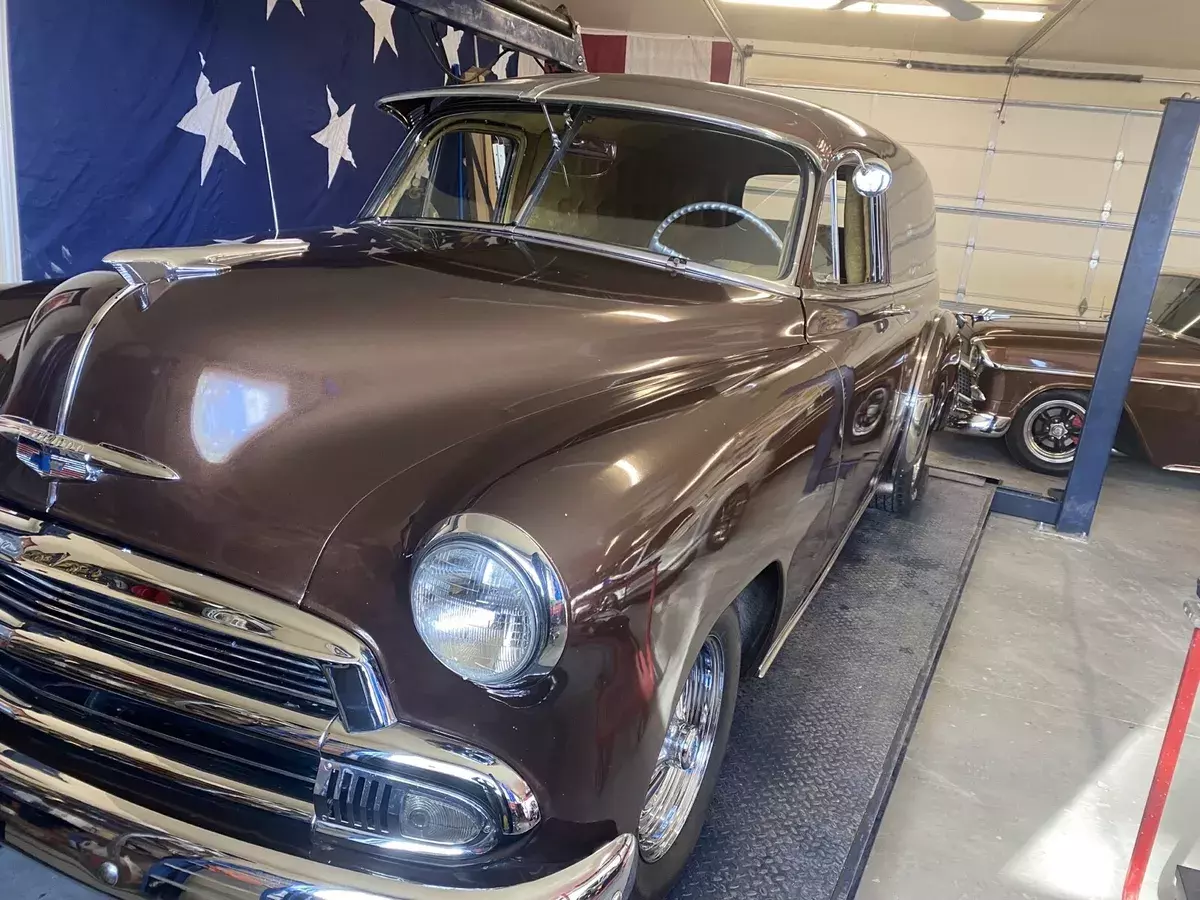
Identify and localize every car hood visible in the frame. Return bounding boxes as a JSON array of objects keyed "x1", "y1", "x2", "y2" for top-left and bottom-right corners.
[
  {"x1": 0, "y1": 224, "x2": 804, "y2": 601},
  {"x1": 971, "y1": 314, "x2": 1178, "y2": 369}
]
